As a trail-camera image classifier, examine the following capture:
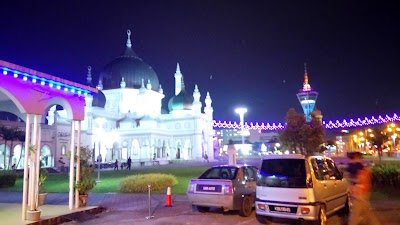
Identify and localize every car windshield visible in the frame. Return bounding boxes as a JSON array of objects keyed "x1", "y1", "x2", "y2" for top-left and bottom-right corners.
[
  {"x1": 198, "y1": 166, "x2": 238, "y2": 180},
  {"x1": 257, "y1": 159, "x2": 307, "y2": 188}
]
